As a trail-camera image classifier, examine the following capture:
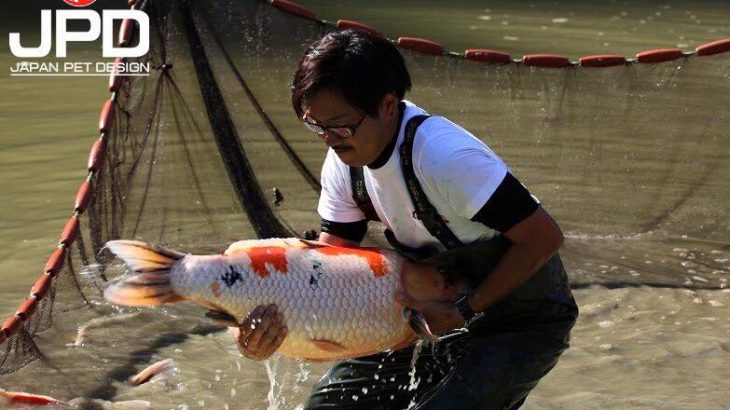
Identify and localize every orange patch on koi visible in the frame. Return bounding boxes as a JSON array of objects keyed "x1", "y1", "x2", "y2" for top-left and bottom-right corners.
[
  {"x1": 314, "y1": 247, "x2": 387, "y2": 276},
  {"x1": 248, "y1": 246, "x2": 289, "y2": 277}
]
